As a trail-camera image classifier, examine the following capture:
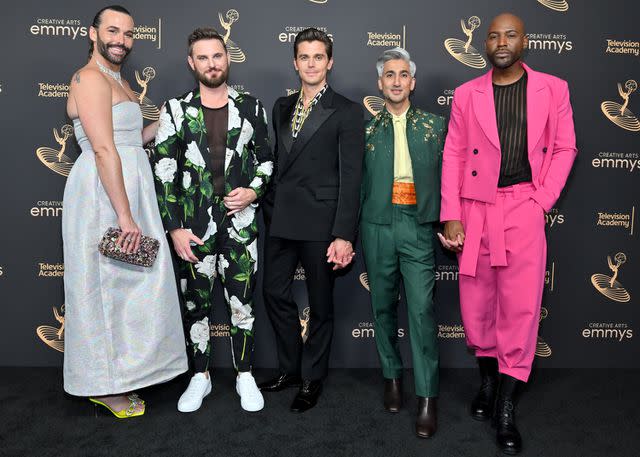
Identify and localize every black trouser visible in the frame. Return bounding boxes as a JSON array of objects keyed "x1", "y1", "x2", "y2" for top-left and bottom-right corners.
[{"x1": 263, "y1": 236, "x2": 336, "y2": 381}]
